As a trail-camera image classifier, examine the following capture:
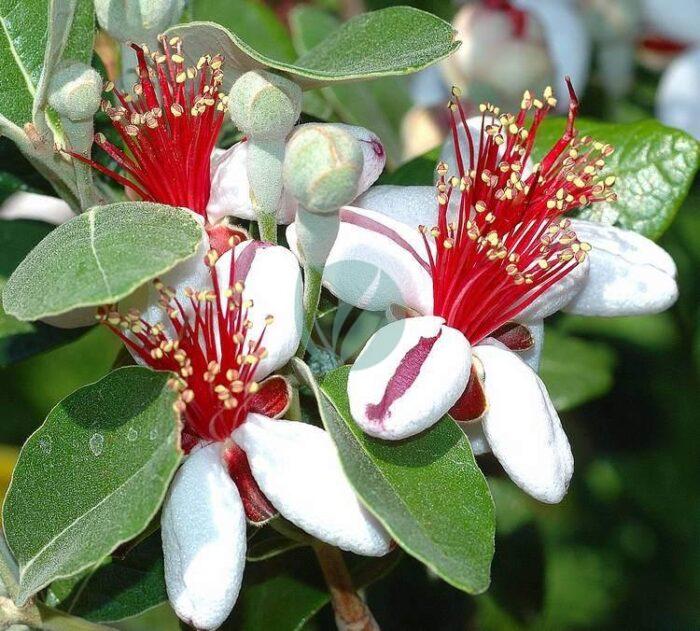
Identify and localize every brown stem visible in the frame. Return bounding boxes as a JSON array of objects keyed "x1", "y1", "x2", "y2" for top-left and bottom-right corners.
[{"x1": 314, "y1": 543, "x2": 380, "y2": 631}]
